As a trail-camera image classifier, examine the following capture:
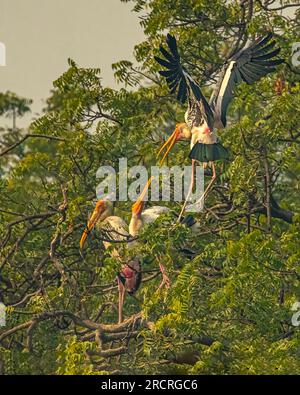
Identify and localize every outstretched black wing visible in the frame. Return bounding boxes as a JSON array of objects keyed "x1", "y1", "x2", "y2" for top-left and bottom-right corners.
[
  {"x1": 210, "y1": 33, "x2": 284, "y2": 128},
  {"x1": 155, "y1": 34, "x2": 214, "y2": 128}
]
